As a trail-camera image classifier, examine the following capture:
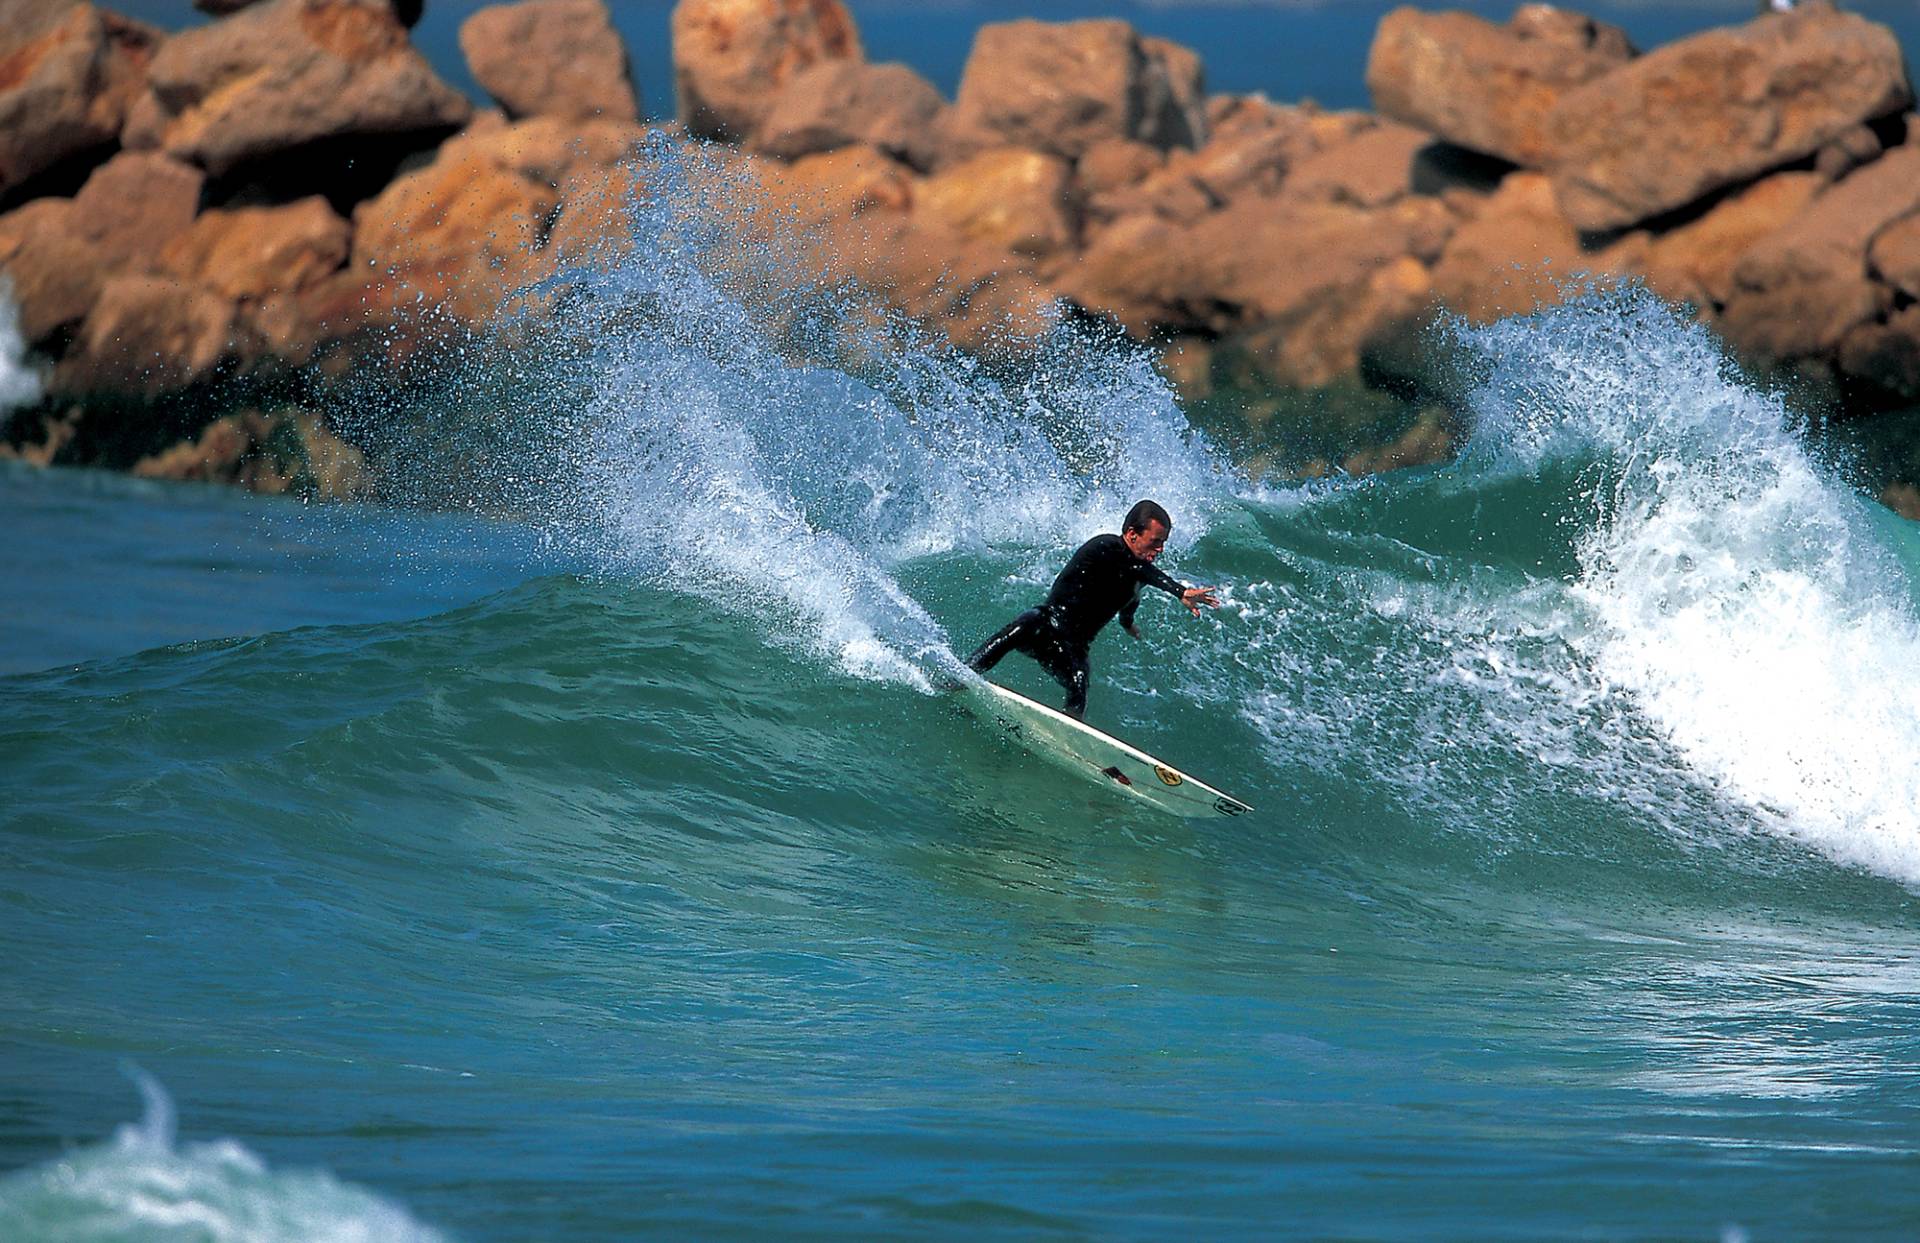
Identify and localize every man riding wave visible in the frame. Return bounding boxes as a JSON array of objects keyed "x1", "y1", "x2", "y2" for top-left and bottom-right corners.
[{"x1": 965, "y1": 500, "x2": 1218, "y2": 719}]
